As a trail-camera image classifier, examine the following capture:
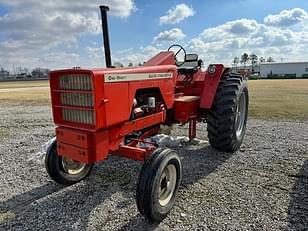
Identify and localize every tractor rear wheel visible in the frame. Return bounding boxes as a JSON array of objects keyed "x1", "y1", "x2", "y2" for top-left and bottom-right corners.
[
  {"x1": 136, "y1": 148, "x2": 182, "y2": 222},
  {"x1": 207, "y1": 73, "x2": 249, "y2": 152},
  {"x1": 45, "y1": 139, "x2": 94, "y2": 185}
]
